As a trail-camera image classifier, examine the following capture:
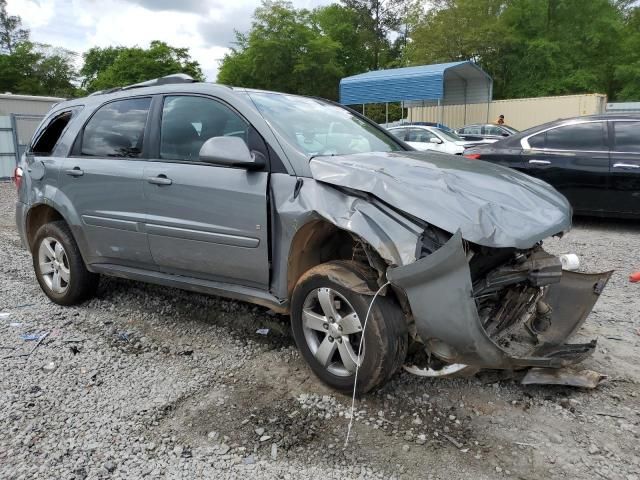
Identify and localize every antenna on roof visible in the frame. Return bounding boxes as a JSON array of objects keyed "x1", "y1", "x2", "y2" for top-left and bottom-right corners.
[{"x1": 88, "y1": 73, "x2": 197, "y2": 96}]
